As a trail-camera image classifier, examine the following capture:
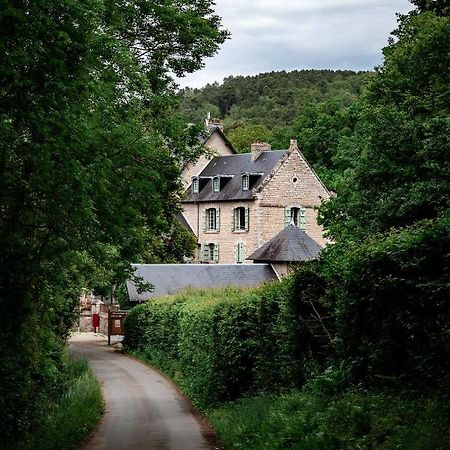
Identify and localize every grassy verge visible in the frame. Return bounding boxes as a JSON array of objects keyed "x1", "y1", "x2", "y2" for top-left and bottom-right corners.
[
  {"x1": 20, "y1": 358, "x2": 103, "y2": 450},
  {"x1": 128, "y1": 350, "x2": 449, "y2": 450},
  {"x1": 206, "y1": 388, "x2": 450, "y2": 450}
]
